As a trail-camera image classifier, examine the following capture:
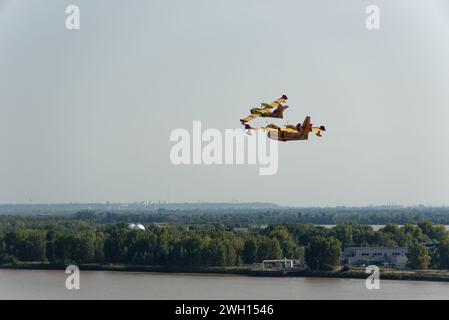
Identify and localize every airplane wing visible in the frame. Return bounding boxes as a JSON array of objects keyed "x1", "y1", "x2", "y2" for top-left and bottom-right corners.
[
  {"x1": 284, "y1": 127, "x2": 299, "y2": 133},
  {"x1": 243, "y1": 123, "x2": 279, "y2": 132},
  {"x1": 285, "y1": 124, "x2": 298, "y2": 131},
  {"x1": 261, "y1": 95, "x2": 288, "y2": 109},
  {"x1": 266, "y1": 123, "x2": 281, "y2": 130}
]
